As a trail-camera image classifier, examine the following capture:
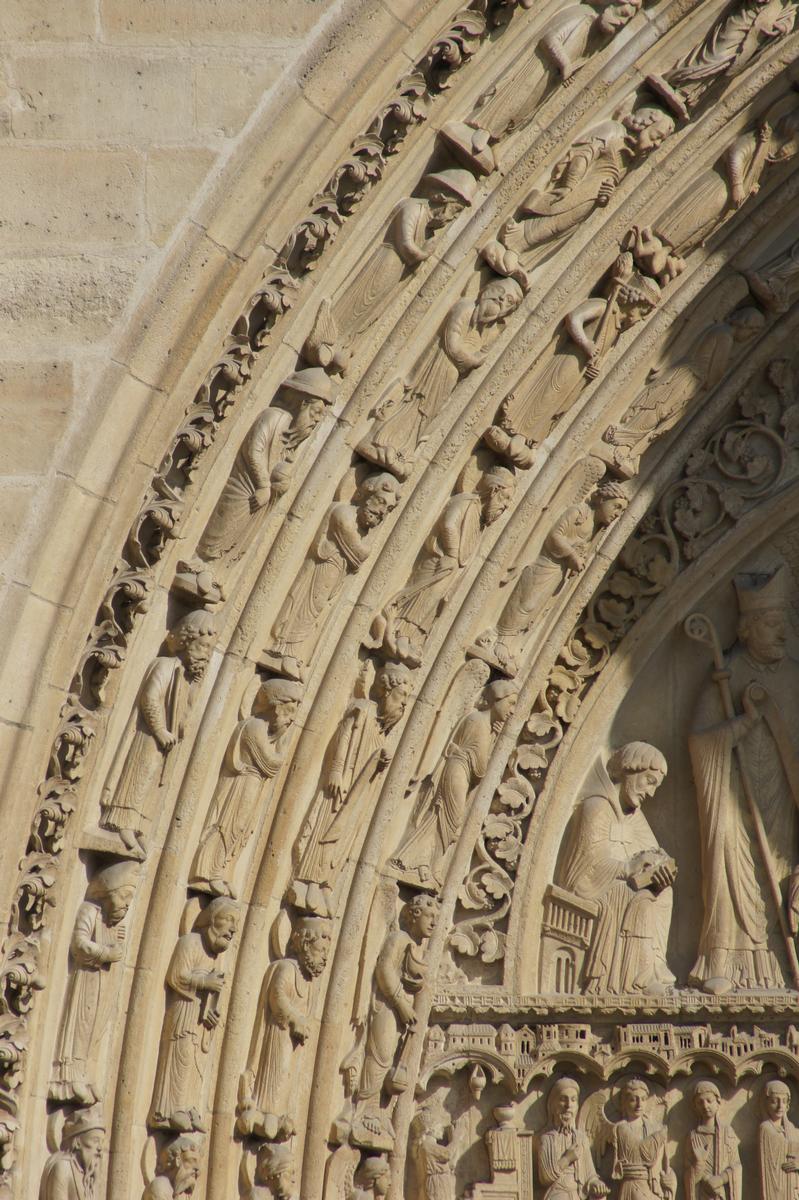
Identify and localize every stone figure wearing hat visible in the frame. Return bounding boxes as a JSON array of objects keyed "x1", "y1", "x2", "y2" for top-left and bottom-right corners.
[
  {"x1": 39, "y1": 1105, "x2": 105, "y2": 1200},
  {"x1": 194, "y1": 368, "x2": 335, "y2": 564},
  {"x1": 99, "y1": 609, "x2": 217, "y2": 859},
  {"x1": 142, "y1": 1134, "x2": 202, "y2": 1200},
  {"x1": 332, "y1": 168, "x2": 477, "y2": 340},
  {"x1": 684, "y1": 1082, "x2": 740, "y2": 1200},
  {"x1": 149, "y1": 897, "x2": 239, "y2": 1133},
  {"x1": 189, "y1": 677, "x2": 304, "y2": 898},
  {"x1": 495, "y1": 253, "x2": 661, "y2": 447},
  {"x1": 49, "y1": 862, "x2": 140, "y2": 1105},
  {"x1": 536, "y1": 1077, "x2": 609, "y2": 1200},
  {"x1": 689, "y1": 565, "x2": 799, "y2": 993}
]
